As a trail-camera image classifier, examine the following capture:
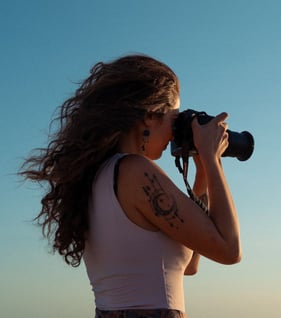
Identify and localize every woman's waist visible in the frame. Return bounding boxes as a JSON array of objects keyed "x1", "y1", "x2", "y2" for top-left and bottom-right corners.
[{"x1": 92, "y1": 272, "x2": 185, "y2": 312}]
